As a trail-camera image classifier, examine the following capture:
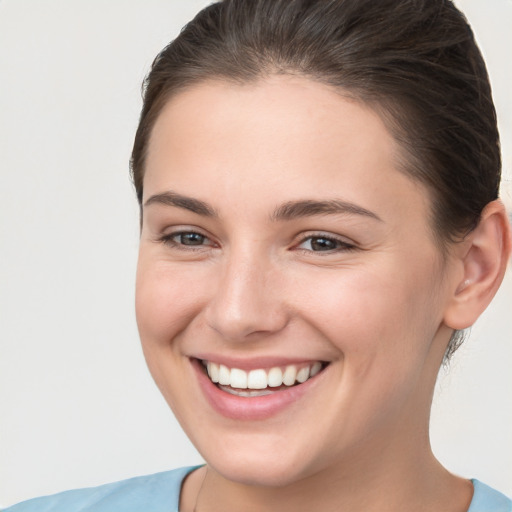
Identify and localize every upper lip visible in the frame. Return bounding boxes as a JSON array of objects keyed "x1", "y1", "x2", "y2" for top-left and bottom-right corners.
[{"x1": 192, "y1": 354, "x2": 327, "y2": 371}]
